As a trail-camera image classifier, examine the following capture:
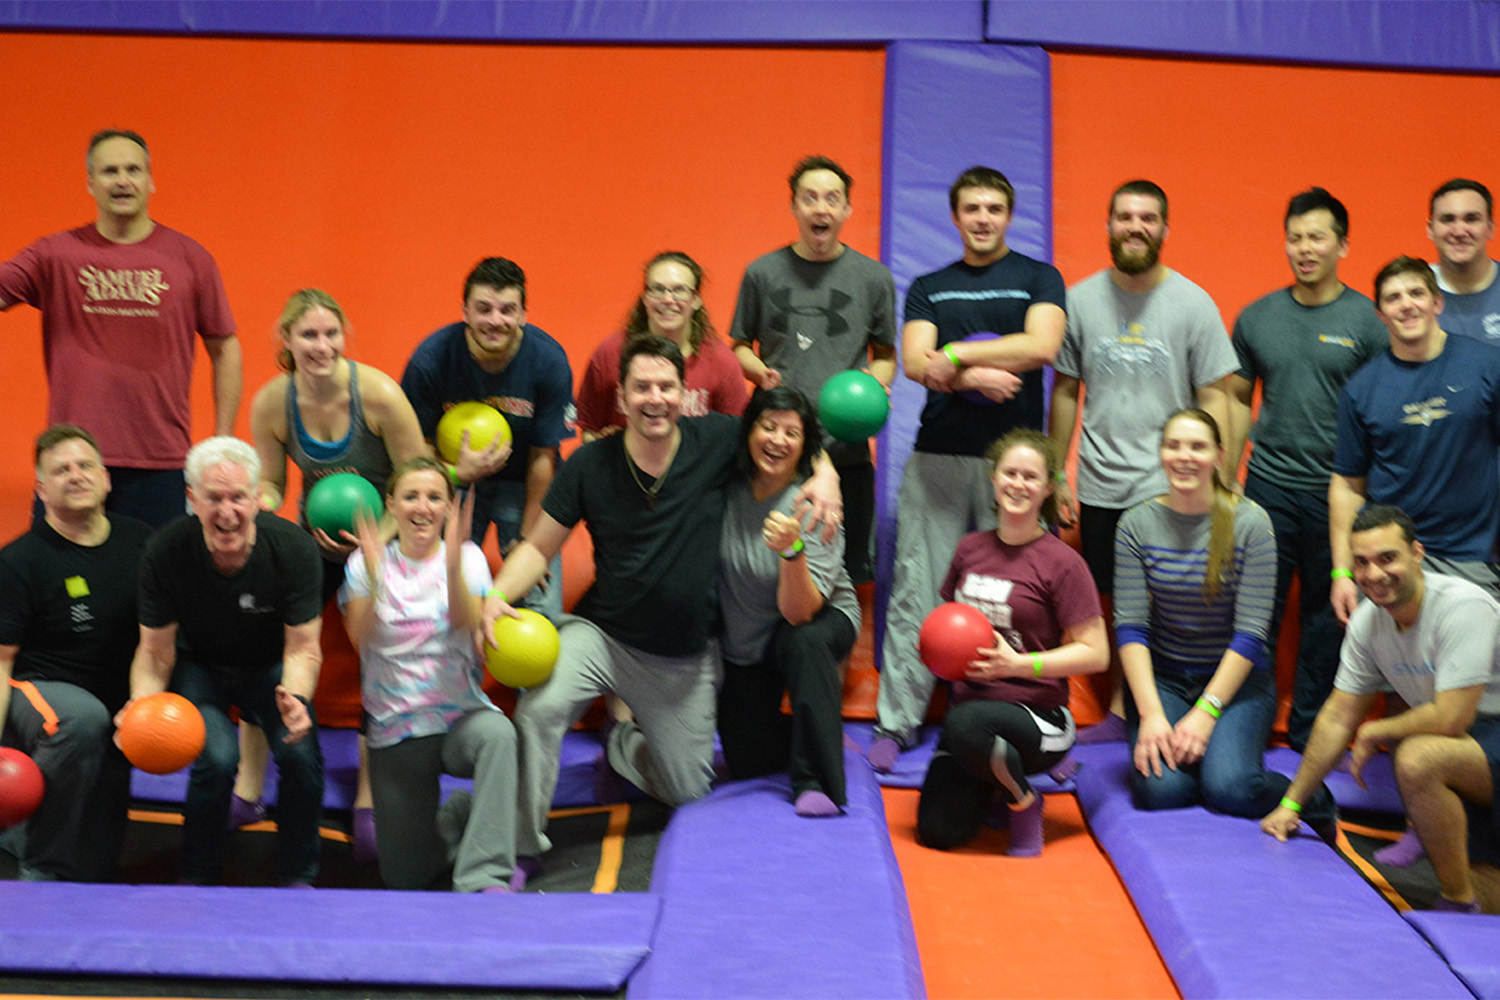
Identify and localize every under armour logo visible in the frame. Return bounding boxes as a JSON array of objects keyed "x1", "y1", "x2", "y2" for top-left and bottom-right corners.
[{"x1": 768, "y1": 289, "x2": 853, "y2": 338}]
